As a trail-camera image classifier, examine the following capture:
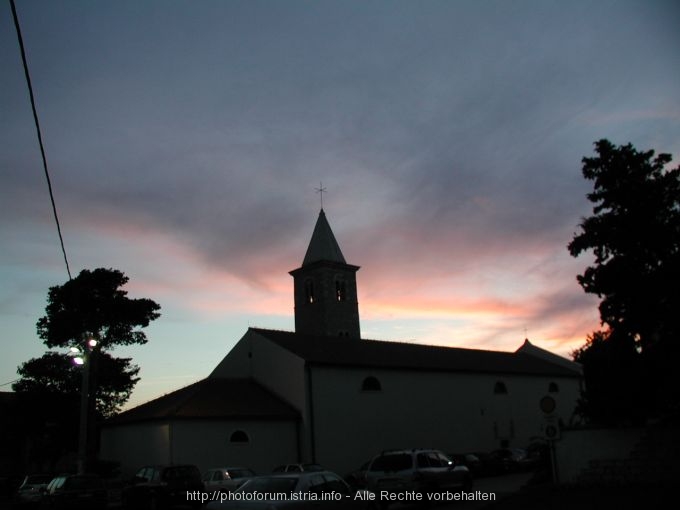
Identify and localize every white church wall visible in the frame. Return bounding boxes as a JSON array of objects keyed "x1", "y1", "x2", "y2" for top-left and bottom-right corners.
[
  {"x1": 210, "y1": 331, "x2": 254, "y2": 378},
  {"x1": 248, "y1": 332, "x2": 314, "y2": 463},
  {"x1": 100, "y1": 422, "x2": 170, "y2": 477},
  {"x1": 168, "y1": 419, "x2": 299, "y2": 475},
  {"x1": 249, "y1": 332, "x2": 307, "y2": 412},
  {"x1": 210, "y1": 331, "x2": 306, "y2": 415},
  {"x1": 308, "y1": 366, "x2": 580, "y2": 475}
]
